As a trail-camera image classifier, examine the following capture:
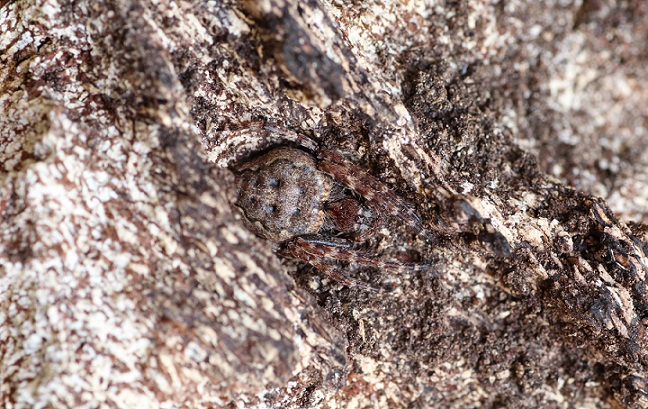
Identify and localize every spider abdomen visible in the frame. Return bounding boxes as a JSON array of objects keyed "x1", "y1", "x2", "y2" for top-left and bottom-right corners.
[{"x1": 235, "y1": 148, "x2": 333, "y2": 241}]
